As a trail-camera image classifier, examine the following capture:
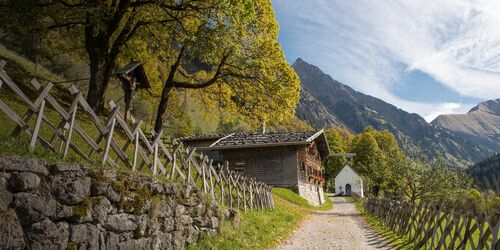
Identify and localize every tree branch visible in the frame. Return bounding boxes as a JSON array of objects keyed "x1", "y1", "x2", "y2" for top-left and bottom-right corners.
[
  {"x1": 171, "y1": 52, "x2": 231, "y2": 89},
  {"x1": 47, "y1": 21, "x2": 85, "y2": 29},
  {"x1": 30, "y1": 0, "x2": 85, "y2": 7},
  {"x1": 56, "y1": 0, "x2": 84, "y2": 8},
  {"x1": 165, "y1": 45, "x2": 187, "y2": 86},
  {"x1": 107, "y1": 0, "x2": 132, "y2": 36}
]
